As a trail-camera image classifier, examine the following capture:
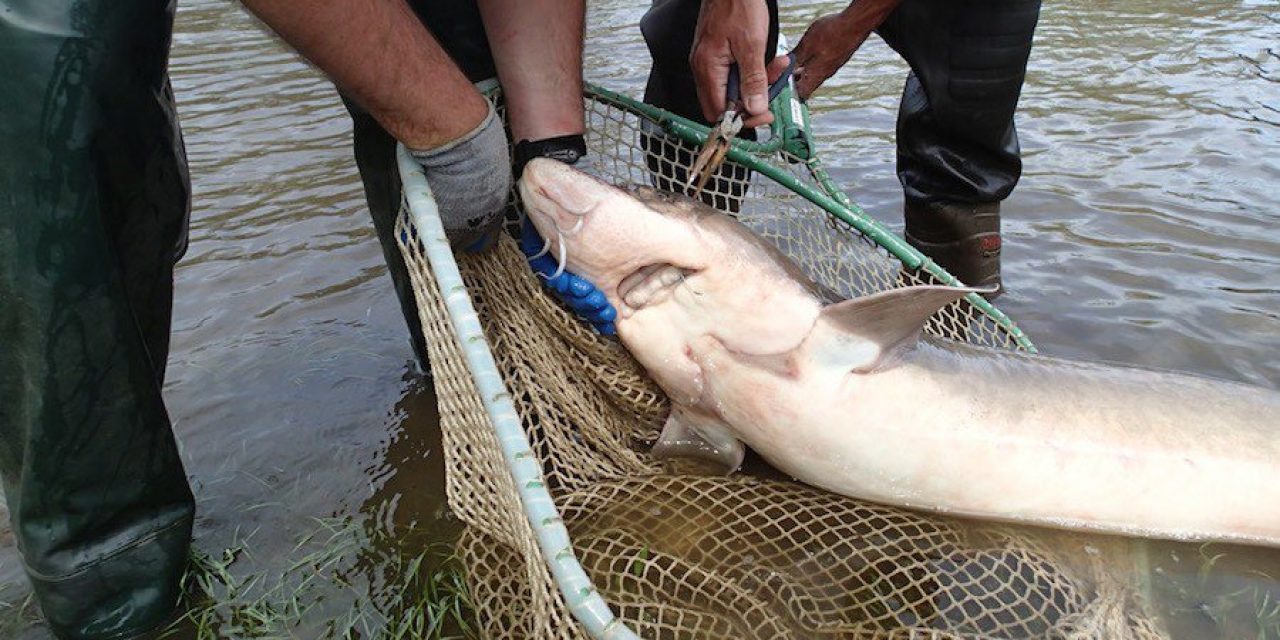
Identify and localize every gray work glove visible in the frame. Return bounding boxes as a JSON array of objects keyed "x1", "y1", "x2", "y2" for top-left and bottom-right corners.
[{"x1": 407, "y1": 100, "x2": 511, "y2": 251}]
